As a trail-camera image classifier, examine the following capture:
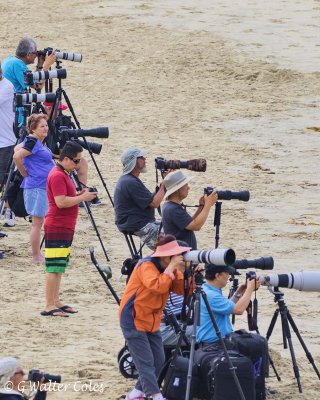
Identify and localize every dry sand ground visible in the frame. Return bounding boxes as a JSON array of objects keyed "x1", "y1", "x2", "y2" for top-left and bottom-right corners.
[{"x1": 1, "y1": 1, "x2": 320, "y2": 399}]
